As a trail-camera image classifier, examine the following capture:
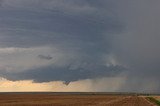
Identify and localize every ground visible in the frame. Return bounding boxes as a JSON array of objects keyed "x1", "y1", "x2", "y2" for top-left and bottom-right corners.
[{"x1": 0, "y1": 93, "x2": 157, "y2": 106}]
